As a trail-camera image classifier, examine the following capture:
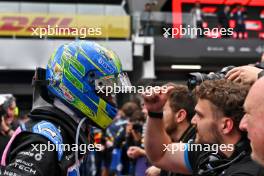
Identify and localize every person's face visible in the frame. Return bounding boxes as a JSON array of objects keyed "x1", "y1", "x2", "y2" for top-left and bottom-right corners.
[
  {"x1": 191, "y1": 99, "x2": 223, "y2": 144},
  {"x1": 145, "y1": 4, "x2": 151, "y2": 11},
  {"x1": 240, "y1": 89, "x2": 264, "y2": 165},
  {"x1": 195, "y1": 2, "x2": 200, "y2": 8},
  {"x1": 224, "y1": 6, "x2": 230, "y2": 12},
  {"x1": 163, "y1": 100, "x2": 177, "y2": 135},
  {"x1": 5, "y1": 101, "x2": 16, "y2": 124}
]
